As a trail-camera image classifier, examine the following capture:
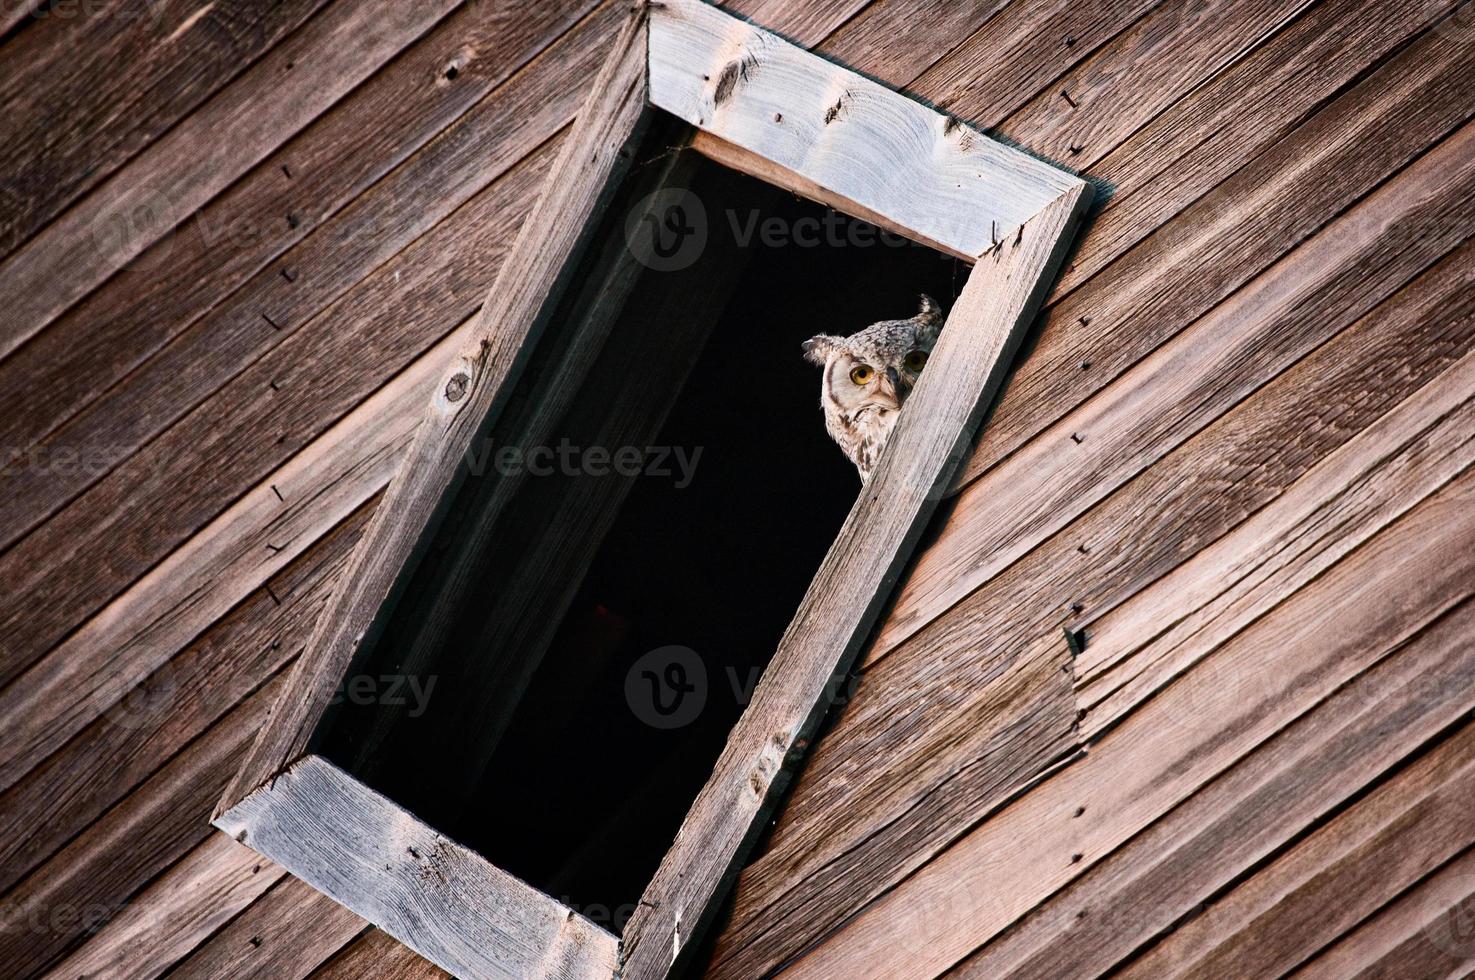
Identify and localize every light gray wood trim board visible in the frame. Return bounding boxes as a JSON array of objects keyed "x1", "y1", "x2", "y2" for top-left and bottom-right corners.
[
  {"x1": 648, "y1": 0, "x2": 1083, "y2": 259},
  {"x1": 214, "y1": 754, "x2": 619, "y2": 980}
]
